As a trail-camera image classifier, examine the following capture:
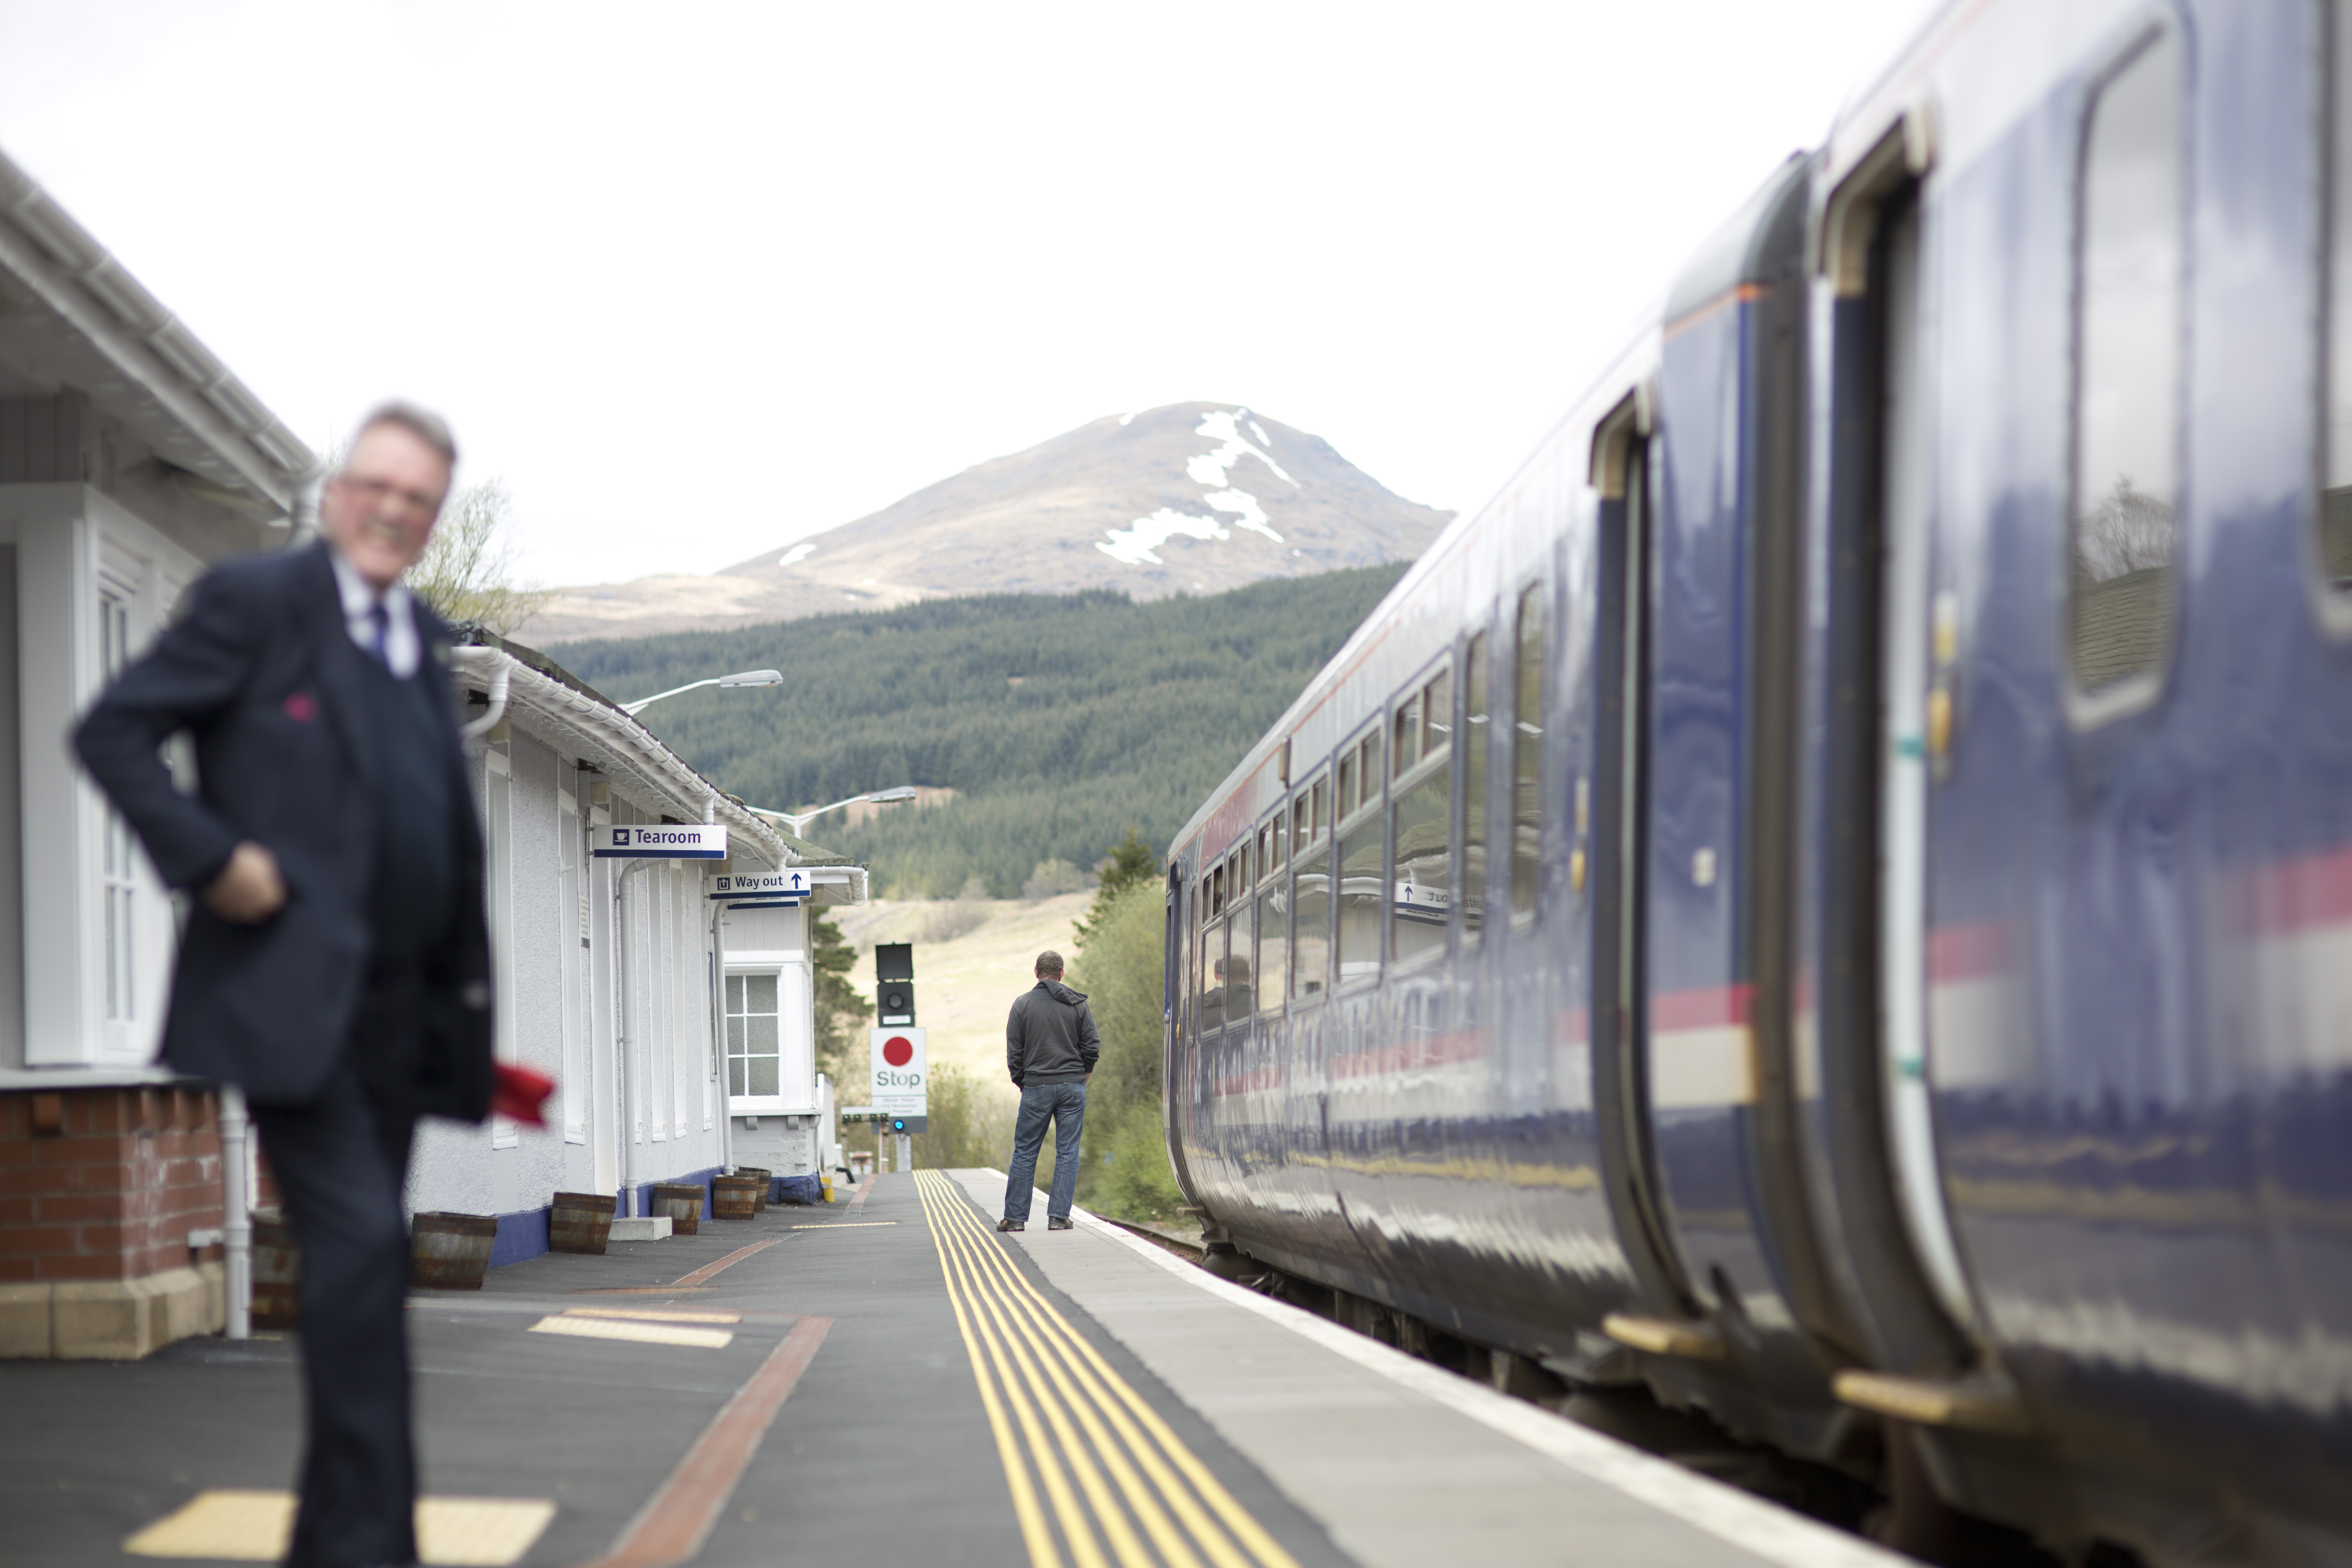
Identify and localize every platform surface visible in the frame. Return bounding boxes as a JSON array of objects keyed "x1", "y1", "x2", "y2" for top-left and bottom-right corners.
[{"x1": 0, "y1": 1171, "x2": 1904, "y2": 1567}]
